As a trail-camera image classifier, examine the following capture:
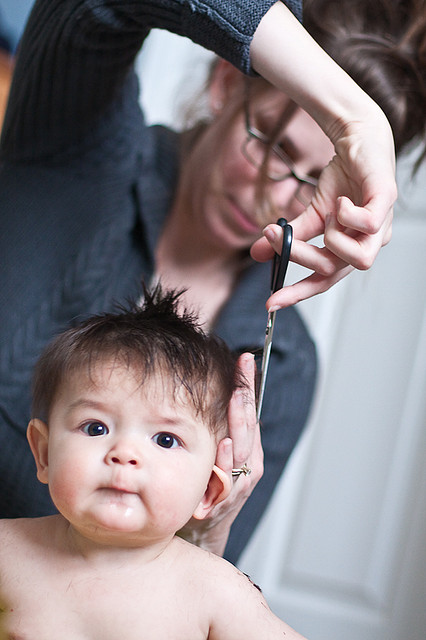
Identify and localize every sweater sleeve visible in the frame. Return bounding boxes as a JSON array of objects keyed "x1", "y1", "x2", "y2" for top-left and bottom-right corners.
[{"x1": 0, "y1": 0, "x2": 301, "y2": 162}]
